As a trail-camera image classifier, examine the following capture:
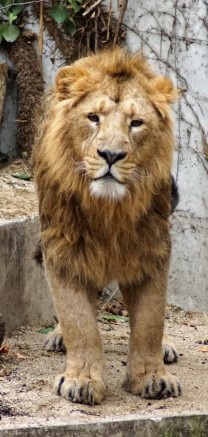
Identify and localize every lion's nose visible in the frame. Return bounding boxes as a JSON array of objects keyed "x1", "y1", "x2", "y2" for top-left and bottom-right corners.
[{"x1": 97, "y1": 149, "x2": 127, "y2": 165}]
